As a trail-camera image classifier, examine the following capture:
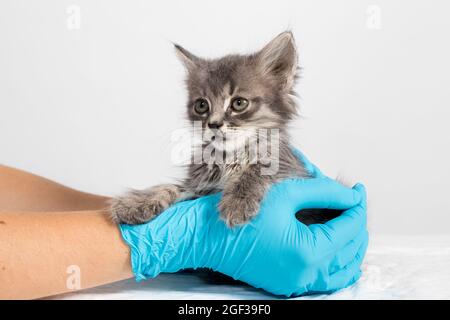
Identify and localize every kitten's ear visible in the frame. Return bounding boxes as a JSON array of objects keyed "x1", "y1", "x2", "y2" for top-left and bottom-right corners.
[
  {"x1": 174, "y1": 44, "x2": 201, "y2": 71},
  {"x1": 257, "y1": 31, "x2": 298, "y2": 90}
]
